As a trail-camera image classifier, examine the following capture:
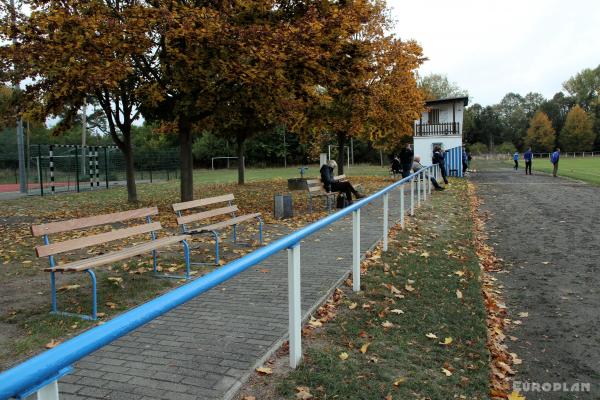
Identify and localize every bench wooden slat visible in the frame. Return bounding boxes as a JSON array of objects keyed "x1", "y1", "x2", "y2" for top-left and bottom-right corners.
[
  {"x1": 36, "y1": 222, "x2": 162, "y2": 257},
  {"x1": 31, "y1": 207, "x2": 159, "y2": 237},
  {"x1": 190, "y1": 213, "x2": 261, "y2": 233},
  {"x1": 172, "y1": 194, "x2": 235, "y2": 212},
  {"x1": 177, "y1": 205, "x2": 238, "y2": 225},
  {"x1": 306, "y1": 179, "x2": 320, "y2": 185},
  {"x1": 308, "y1": 186, "x2": 324, "y2": 193},
  {"x1": 46, "y1": 235, "x2": 190, "y2": 272}
]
